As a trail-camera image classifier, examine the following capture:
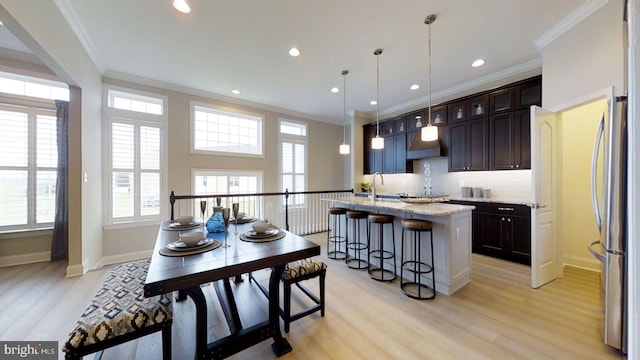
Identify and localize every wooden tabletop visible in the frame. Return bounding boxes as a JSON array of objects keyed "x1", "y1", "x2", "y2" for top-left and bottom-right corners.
[{"x1": 144, "y1": 221, "x2": 320, "y2": 297}]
